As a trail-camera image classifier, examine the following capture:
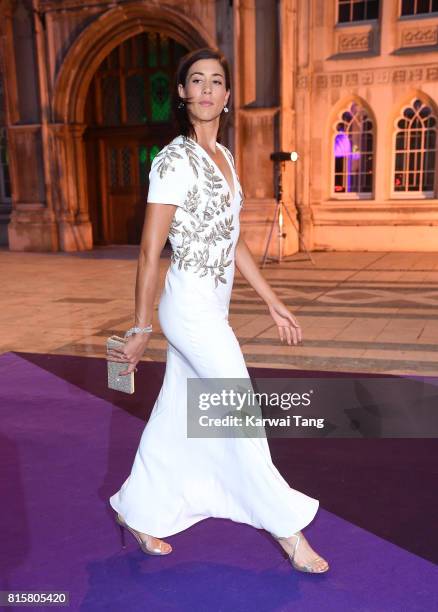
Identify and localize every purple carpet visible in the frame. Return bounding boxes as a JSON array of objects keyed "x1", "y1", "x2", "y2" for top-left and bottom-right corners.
[{"x1": 1, "y1": 351, "x2": 437, "y2": 611}]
